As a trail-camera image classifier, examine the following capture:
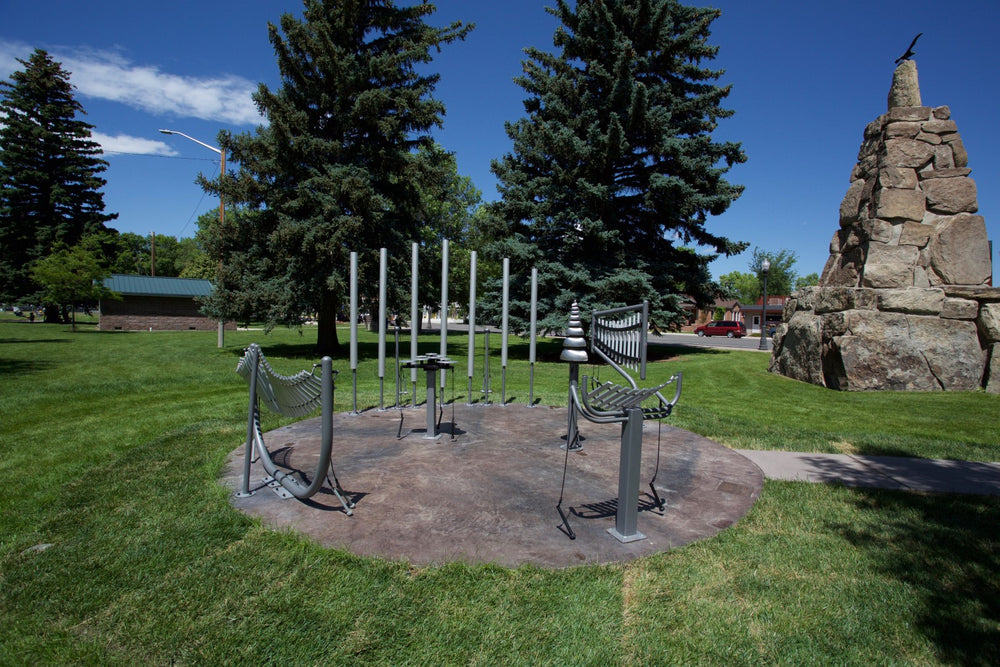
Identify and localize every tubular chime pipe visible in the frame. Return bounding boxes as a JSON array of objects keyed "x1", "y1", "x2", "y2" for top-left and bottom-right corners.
[
  {"x1": 467, "y1": 250, "x2": 477, "y2": 405},
  {"x1": 350, "y1": 251, "x2": 359, "y2": 413},
  {"x1": 411, "y1": 242, "x2": 419, "y2": 406},
  {"x1": 501, "y1": 257, "x2": 509, "y2": 405}
]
